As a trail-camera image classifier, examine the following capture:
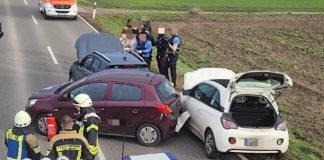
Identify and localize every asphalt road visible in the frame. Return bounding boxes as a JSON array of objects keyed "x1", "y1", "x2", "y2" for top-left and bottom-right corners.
[{"x1": 0, "y1": 0, "x2": 243, "y2": 159}]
